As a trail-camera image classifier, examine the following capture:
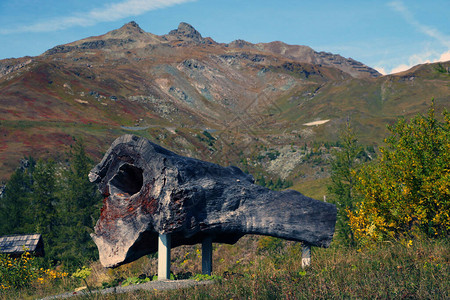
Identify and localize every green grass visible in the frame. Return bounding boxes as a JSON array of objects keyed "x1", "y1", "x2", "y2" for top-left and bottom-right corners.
[
  {"x1": 291, "y1": 177, "x2": 330, "y2": 200},
  {"x1": 2, "y1": 236, "x2": 447, "y2": 299},
  {"x1": 110, "y1": 237, "x2": 449, "y2": 299}
]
